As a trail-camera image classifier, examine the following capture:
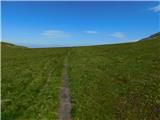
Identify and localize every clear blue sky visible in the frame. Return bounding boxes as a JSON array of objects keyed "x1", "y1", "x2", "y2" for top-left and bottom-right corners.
[{"x1": 2, "y1": 1, "x2": 160, "y2": 48}]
